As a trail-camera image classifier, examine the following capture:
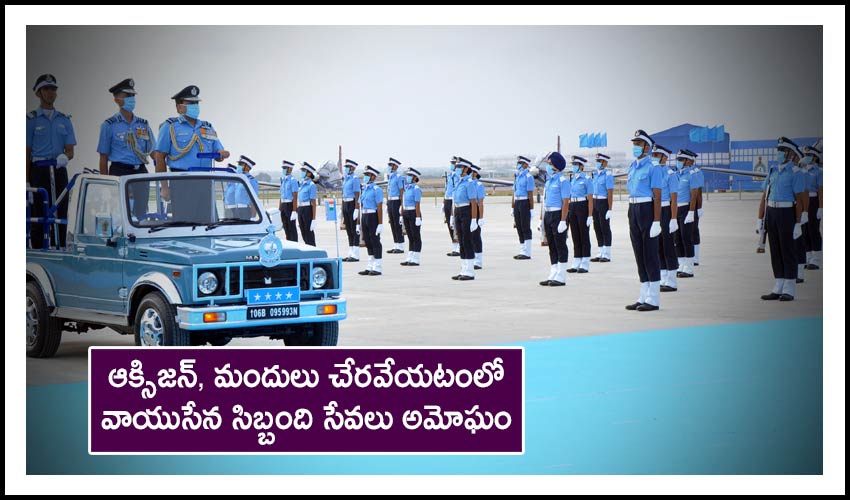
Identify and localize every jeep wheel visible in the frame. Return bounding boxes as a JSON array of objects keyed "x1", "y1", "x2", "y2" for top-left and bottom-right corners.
[
  {"x1": 26, "y1": 282, "x2": 63, "y2": 358},
  {"x1": 283, "y1": 321, "x2": 339, "y2": 346},
  {"x1": 134, "y1": 291, "x2": 190, "y2": 346}
]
